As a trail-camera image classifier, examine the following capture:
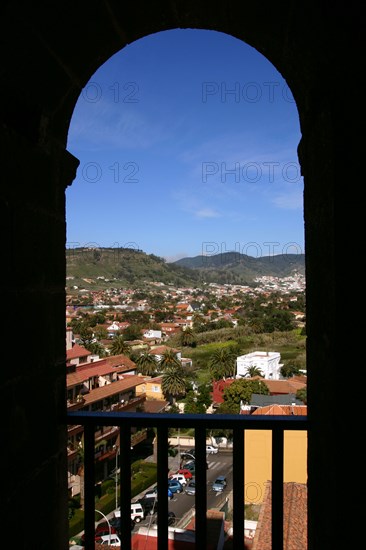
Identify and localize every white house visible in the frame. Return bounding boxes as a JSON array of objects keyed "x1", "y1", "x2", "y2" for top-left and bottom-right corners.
[
  {"x1": 236, "y1": 351, "x2": 283, "y2": 380},
  {"x1": 142, "y1": 329, "x2": 162, "y2": 339}
]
